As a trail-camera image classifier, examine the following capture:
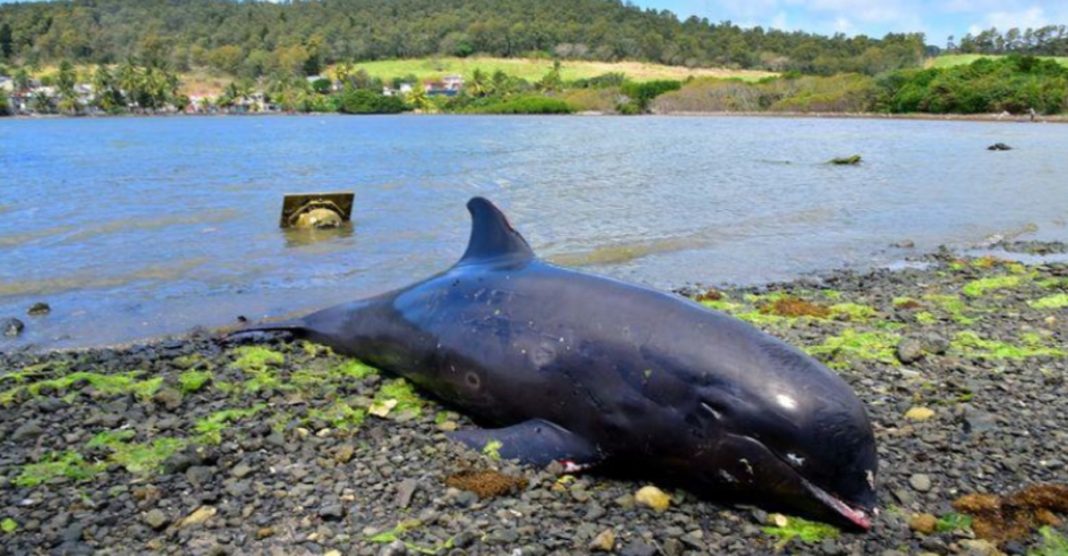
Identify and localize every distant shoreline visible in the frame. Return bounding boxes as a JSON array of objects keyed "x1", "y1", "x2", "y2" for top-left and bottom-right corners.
[
  {"x1": 654, "y1": 110, "x2": 1068, "y2": 124},
  {"x1": 6, "y1": 110, "x2": 1067, "y2": 123}
]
